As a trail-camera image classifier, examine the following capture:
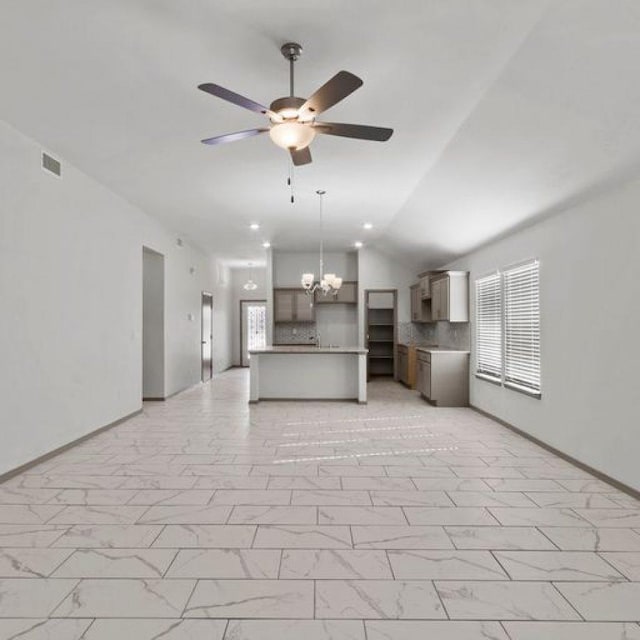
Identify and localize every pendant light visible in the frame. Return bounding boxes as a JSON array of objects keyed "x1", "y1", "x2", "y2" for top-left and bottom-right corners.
[
  {"x1": 301, "y1": 190, "x2": 343, "y2": 296},
  {"x1": 243, "y1": 263, "x2": 258, "y2": 291}
]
